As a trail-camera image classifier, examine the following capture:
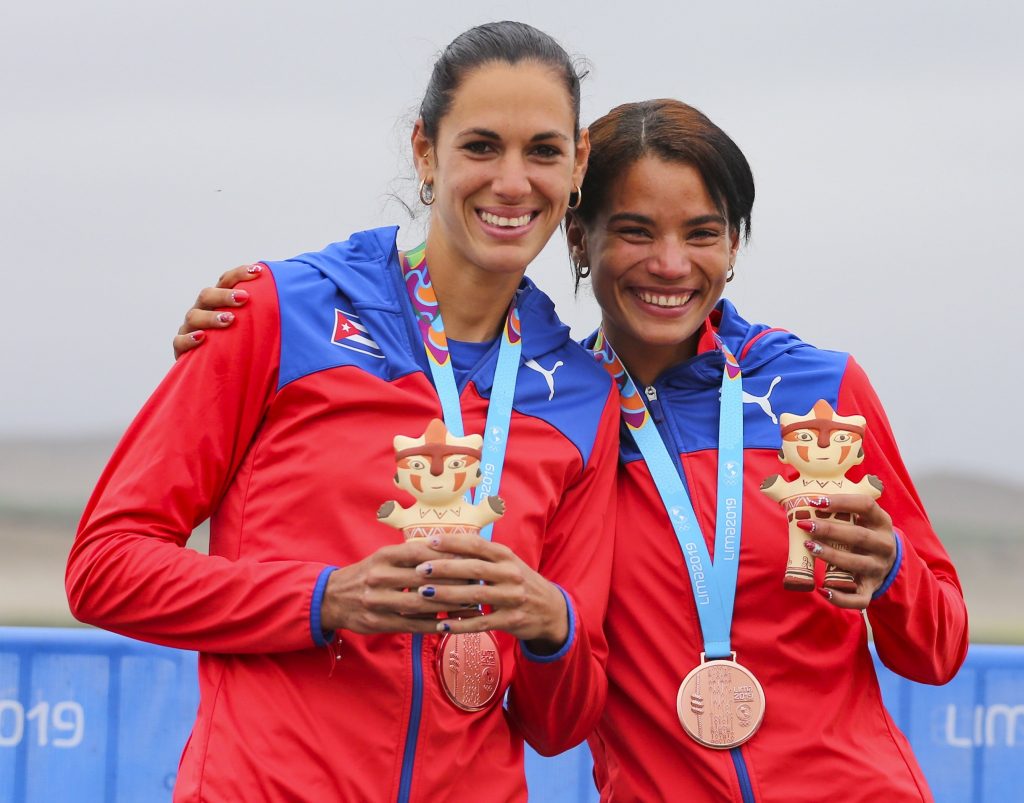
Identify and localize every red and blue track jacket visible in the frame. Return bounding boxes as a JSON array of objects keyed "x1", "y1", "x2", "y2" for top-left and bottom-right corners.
[
  {"x1": 586, "y1": 300, "x2": 968, "y2": 803},
  {"x1": 67, "y1": 227, "x2": 620, "y2": 802}
]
